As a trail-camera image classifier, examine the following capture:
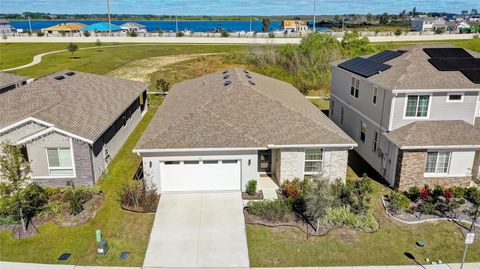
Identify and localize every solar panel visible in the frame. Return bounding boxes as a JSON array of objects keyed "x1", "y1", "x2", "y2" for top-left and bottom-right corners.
[
  {"x1": 461, "y1": 70, "x2": 480, "y2": 84},
  {"x1": 429, "y1": 58, "x2": 480, "y2": 71},
  {"x1": 423, "y1": 48, "x2": 473, "y2": 59},
  {"x1": 338, "y1": 57, "x2": 391, "y2": 78},
  {"x1": 367, "y1": 50, "x2": 403, "y2": 63}
]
